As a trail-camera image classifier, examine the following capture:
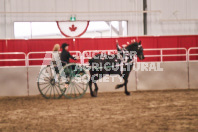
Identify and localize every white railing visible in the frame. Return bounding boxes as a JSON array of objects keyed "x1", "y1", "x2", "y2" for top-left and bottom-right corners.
[
  {"x1": 0, "y1": 52, "x2": 27, "y2": 66},
  {"x1": 143, "y1": 48, "x2": 188, "y2": 62},
  {"x1": 81, "y1": 48, "x2": 188, "y2": 64},
  {"x1": 27, "y1": 51, "x2": 52, "y2": 66},
  {"x1": 0, "y1": 48, "x2": 192, "y2": 67},
  {"x1": 27, "y1": 51, "x2": 81, "y2": 66},
  {"x1": 188, "y1": 47, "x2": 198, "y2": 61}
]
